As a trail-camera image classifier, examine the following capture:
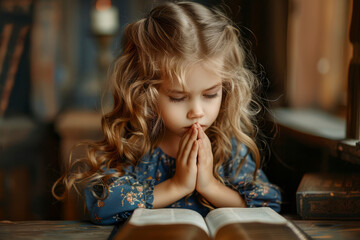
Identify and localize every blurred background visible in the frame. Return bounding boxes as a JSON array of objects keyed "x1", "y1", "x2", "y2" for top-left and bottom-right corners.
[{"x1": 0, "y1": 0, "x2": 358, "y2": 221}]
